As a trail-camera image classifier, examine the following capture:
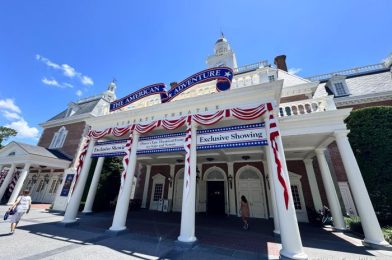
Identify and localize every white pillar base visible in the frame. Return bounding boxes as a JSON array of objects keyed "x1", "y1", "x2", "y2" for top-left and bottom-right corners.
[
  {"x1": 109, "y1": 225, "x2": 127, "y2": 232},
  {"x1": 280, "y1": 250, "x2": 308, "y2": 260},
  {"x1": 177, "y1": 235, "x2": 197, "y2": 243}
]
